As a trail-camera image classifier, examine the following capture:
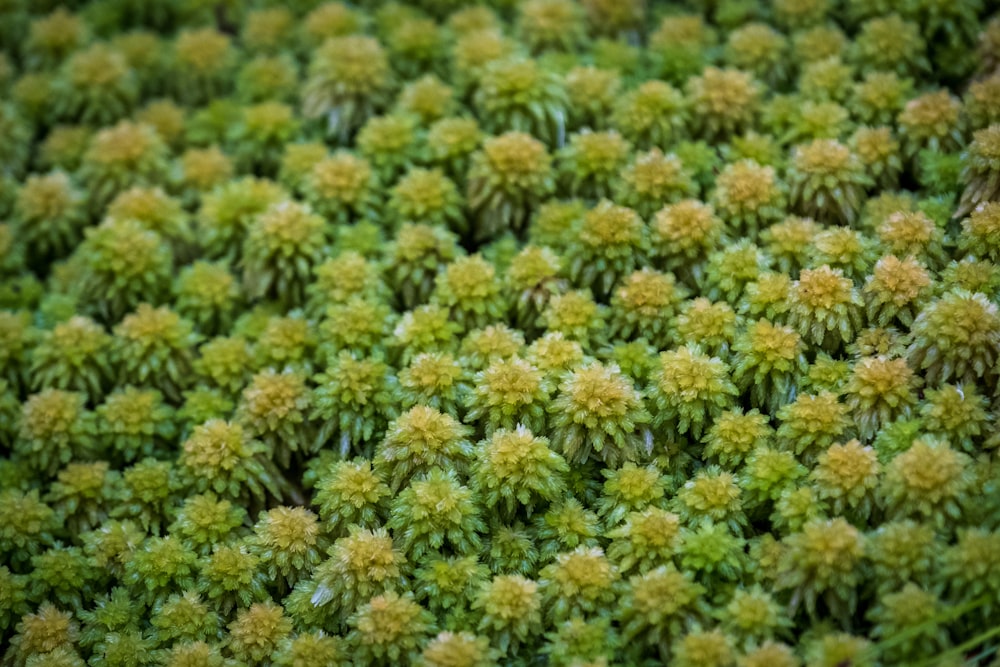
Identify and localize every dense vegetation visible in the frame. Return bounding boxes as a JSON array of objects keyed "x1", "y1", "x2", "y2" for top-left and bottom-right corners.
[{"x1": 1, "y1": 0, "x2": 1000, "y2": 665}]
